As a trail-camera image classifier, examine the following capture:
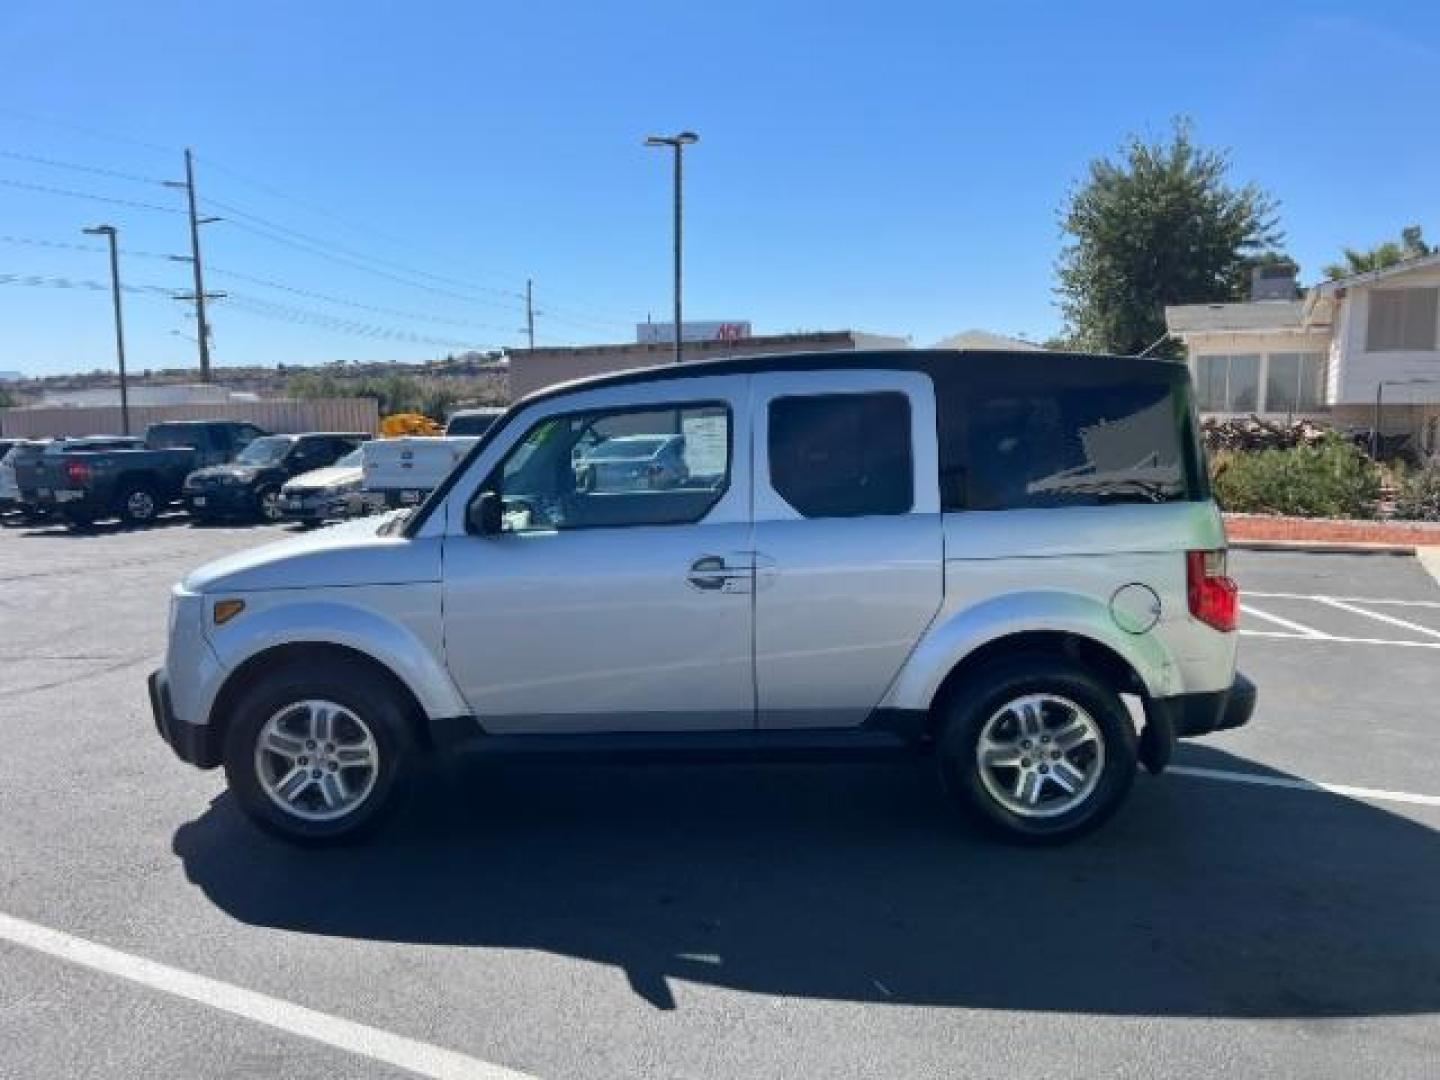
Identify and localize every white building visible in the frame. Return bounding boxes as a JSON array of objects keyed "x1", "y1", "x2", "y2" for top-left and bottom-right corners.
[
  {"x1": 1166, "y1": 258, "x2": 1440, "y2": 451},
  {"x1": 932, "y1": 330, "x2": 1045, "y2": 352},
  {"x1": 38, "y1": 383, "x2": 259, "y2": 408}
]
